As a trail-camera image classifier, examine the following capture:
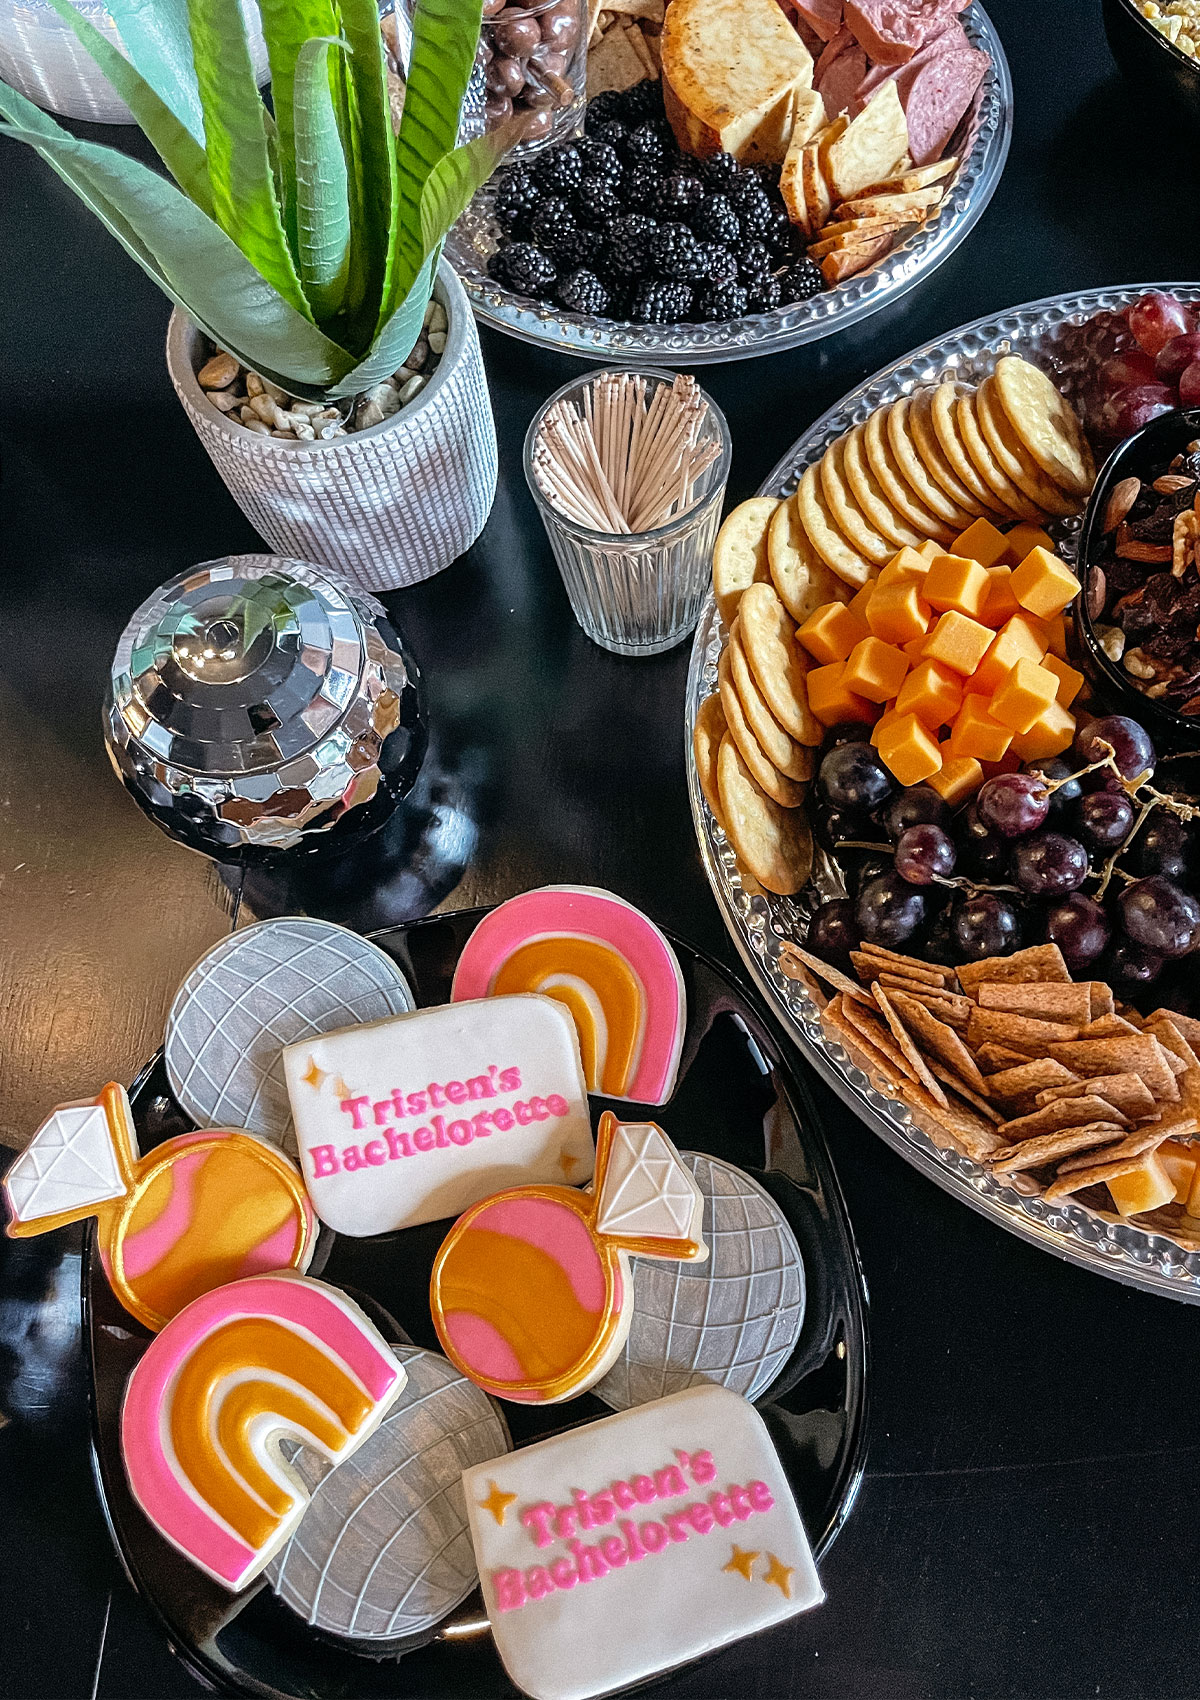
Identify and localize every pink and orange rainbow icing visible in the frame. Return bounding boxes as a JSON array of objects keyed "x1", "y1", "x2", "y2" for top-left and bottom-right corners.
[
  {"x1": 450, "y1": 888, "x2": 686, "y2": 1106},
  {"x1": 121, "y1": 1273, "x2": 406, "y2": 1590}
]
